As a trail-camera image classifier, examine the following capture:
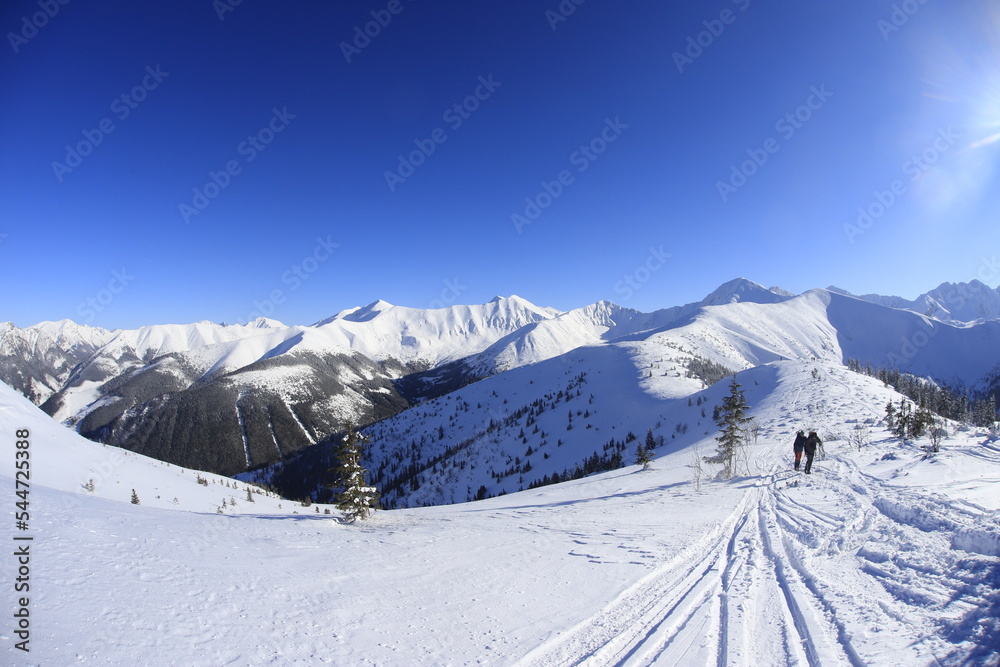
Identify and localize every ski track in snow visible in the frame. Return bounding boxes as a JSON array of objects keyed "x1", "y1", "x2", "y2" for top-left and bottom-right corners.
[
  {"x1": 513, "y1": 473, "x2": 870, "y2": 667},
  {"x1": 515, "y1": 460, "x2": 998, "y2": 667},
  {"x1": 513, "y1": 366, "x2": 999, "y2": 667}
]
